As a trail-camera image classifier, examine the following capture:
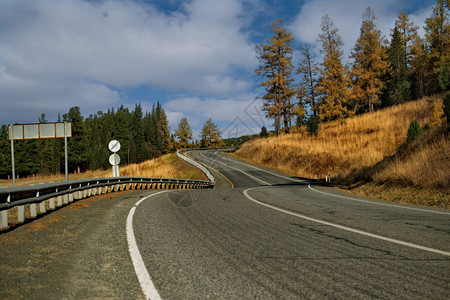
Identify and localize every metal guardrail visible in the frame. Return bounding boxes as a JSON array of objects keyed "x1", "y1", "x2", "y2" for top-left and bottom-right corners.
[
  {"x1": 0, "y1": 148, "x2": 232, "y2": 231},
  {"x1": 0, "y1": 149, "x2": 220, "y2": 230},
  {"x1": 176, "y1": 147, "x2": 234, "y2": 184},
  {"x1": 177, "y1": 149, "x2": 215, "y2": 183}
]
